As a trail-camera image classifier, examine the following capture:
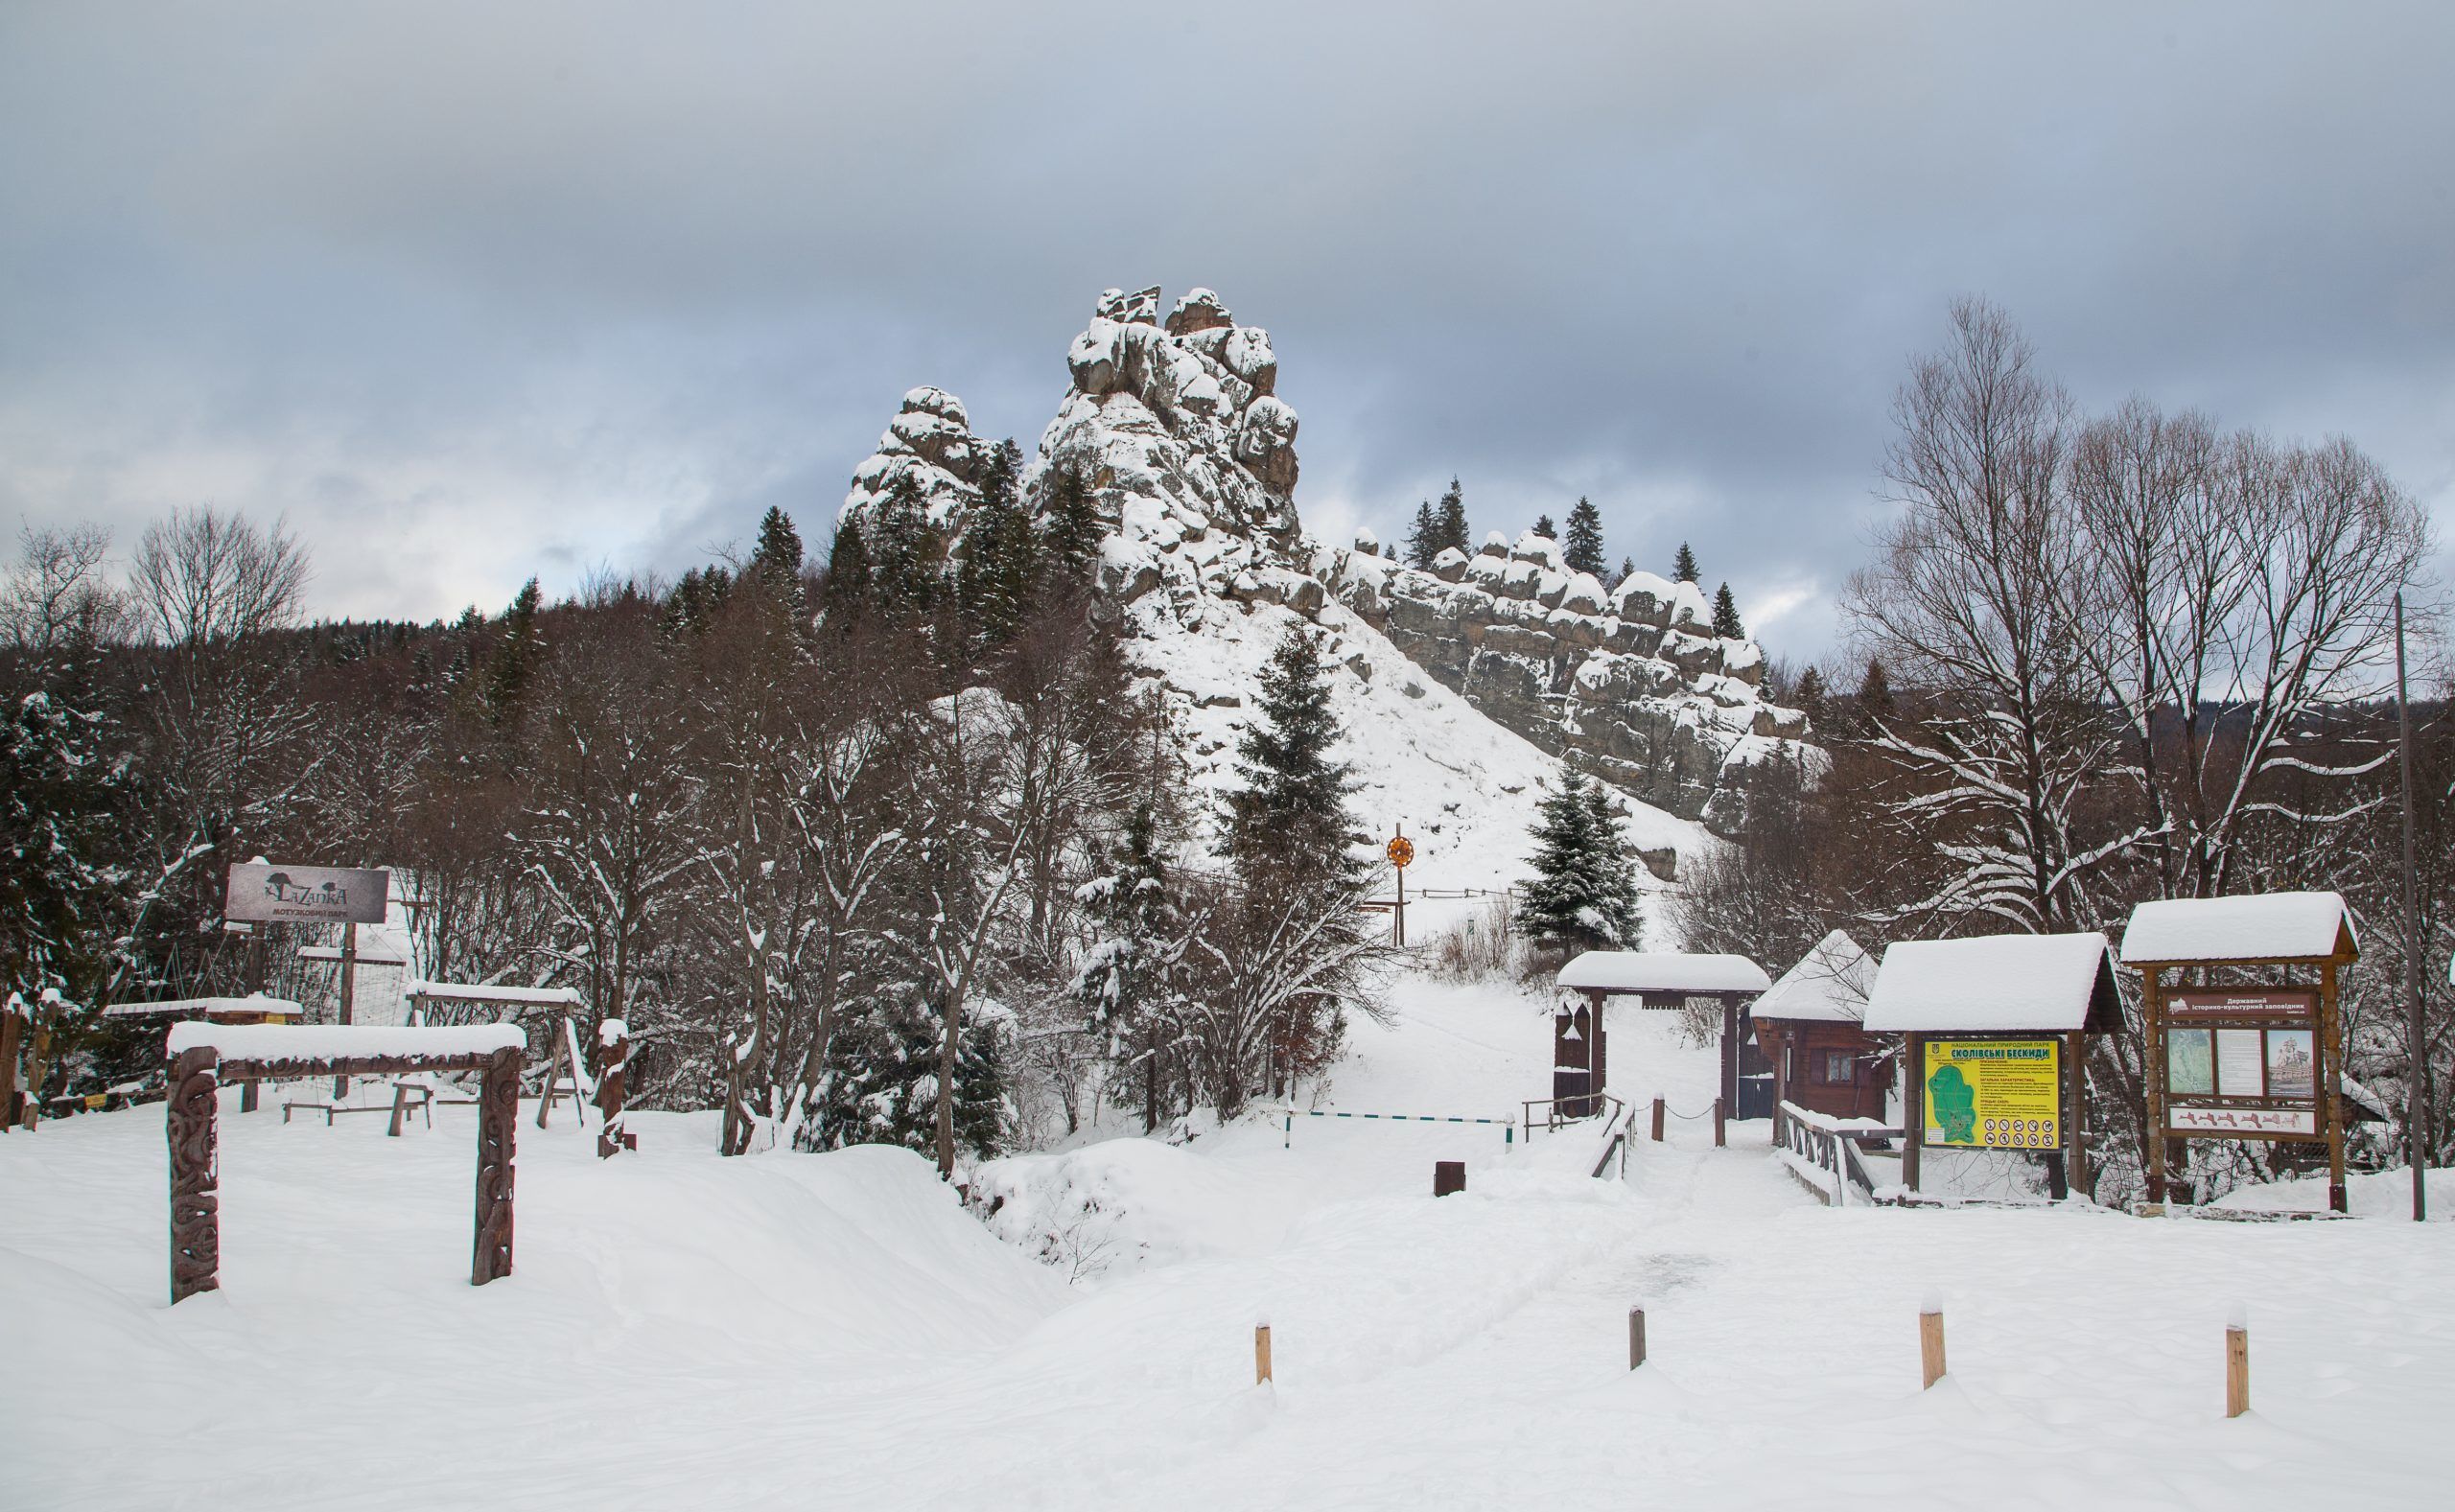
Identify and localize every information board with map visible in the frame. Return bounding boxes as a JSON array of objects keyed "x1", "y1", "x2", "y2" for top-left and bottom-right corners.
[{"x1": 1921, "y1": 1039, "x2": 2062, "y2": 1150}]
